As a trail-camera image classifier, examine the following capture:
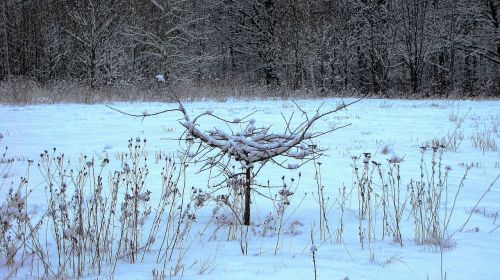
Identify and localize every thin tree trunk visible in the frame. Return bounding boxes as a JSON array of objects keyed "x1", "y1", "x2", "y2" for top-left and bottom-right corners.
[
  {"x1": 90, "y1": 47, "x2": 96, "y2": 89},
  {"x1": 1, "y1": 1, "x2": 10, "y2": 77},
  {"x1": 243, "y1": 167, "x2": 251, "y2": 226}
]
